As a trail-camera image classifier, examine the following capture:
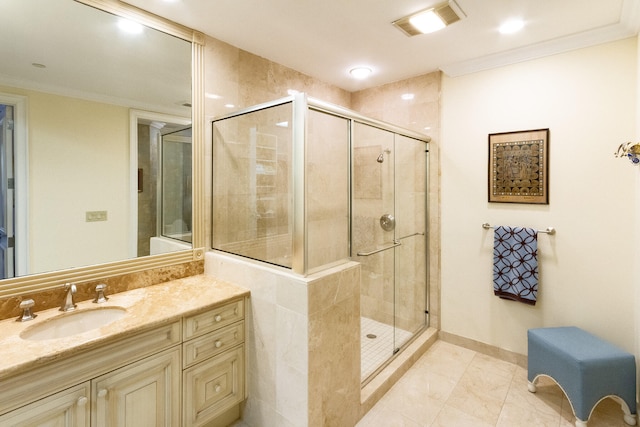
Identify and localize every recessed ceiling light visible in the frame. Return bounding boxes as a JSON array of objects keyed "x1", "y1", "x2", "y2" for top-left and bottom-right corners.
[
  {"x1": 117, "y1": 18, "x2": 143, "y2": 34},
  {"x1": 401, "y1": 93, "x2": 415, "y2": 100},
  {"x1": 224, "y1": 103, "x2": 235, "y2": 108},
  {"x1": 350, "y1": 67, "x2": 372, "y2": 79},
  {"x1": 205, "y1": 93, "x2": 222, "y2": 99},
  {"x1": 499, "y1": 19, "x2": 524, "y2": 34}
]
